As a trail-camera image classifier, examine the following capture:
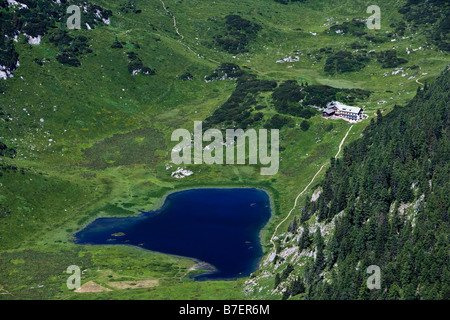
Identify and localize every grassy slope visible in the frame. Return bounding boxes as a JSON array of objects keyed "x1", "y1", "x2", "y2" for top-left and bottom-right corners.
[{"x1": 0, "y1": 0, "x2": 448, "y2": 299}]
